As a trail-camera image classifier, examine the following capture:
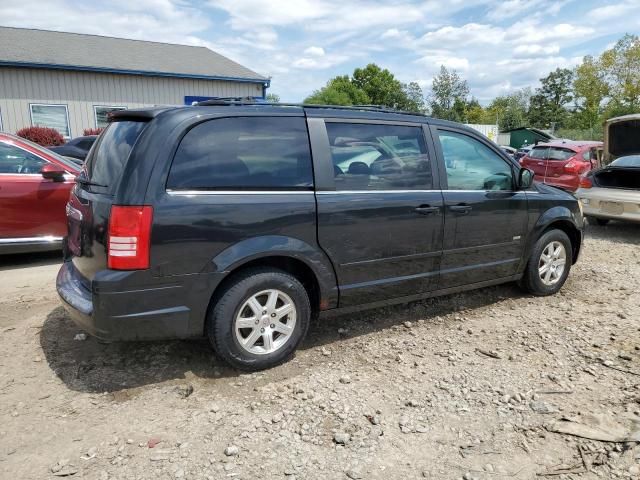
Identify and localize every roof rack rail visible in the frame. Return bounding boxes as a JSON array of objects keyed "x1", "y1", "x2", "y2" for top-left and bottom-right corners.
[{"x1": 193, "y1": 99, "x2": 427, "y2": 117}]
